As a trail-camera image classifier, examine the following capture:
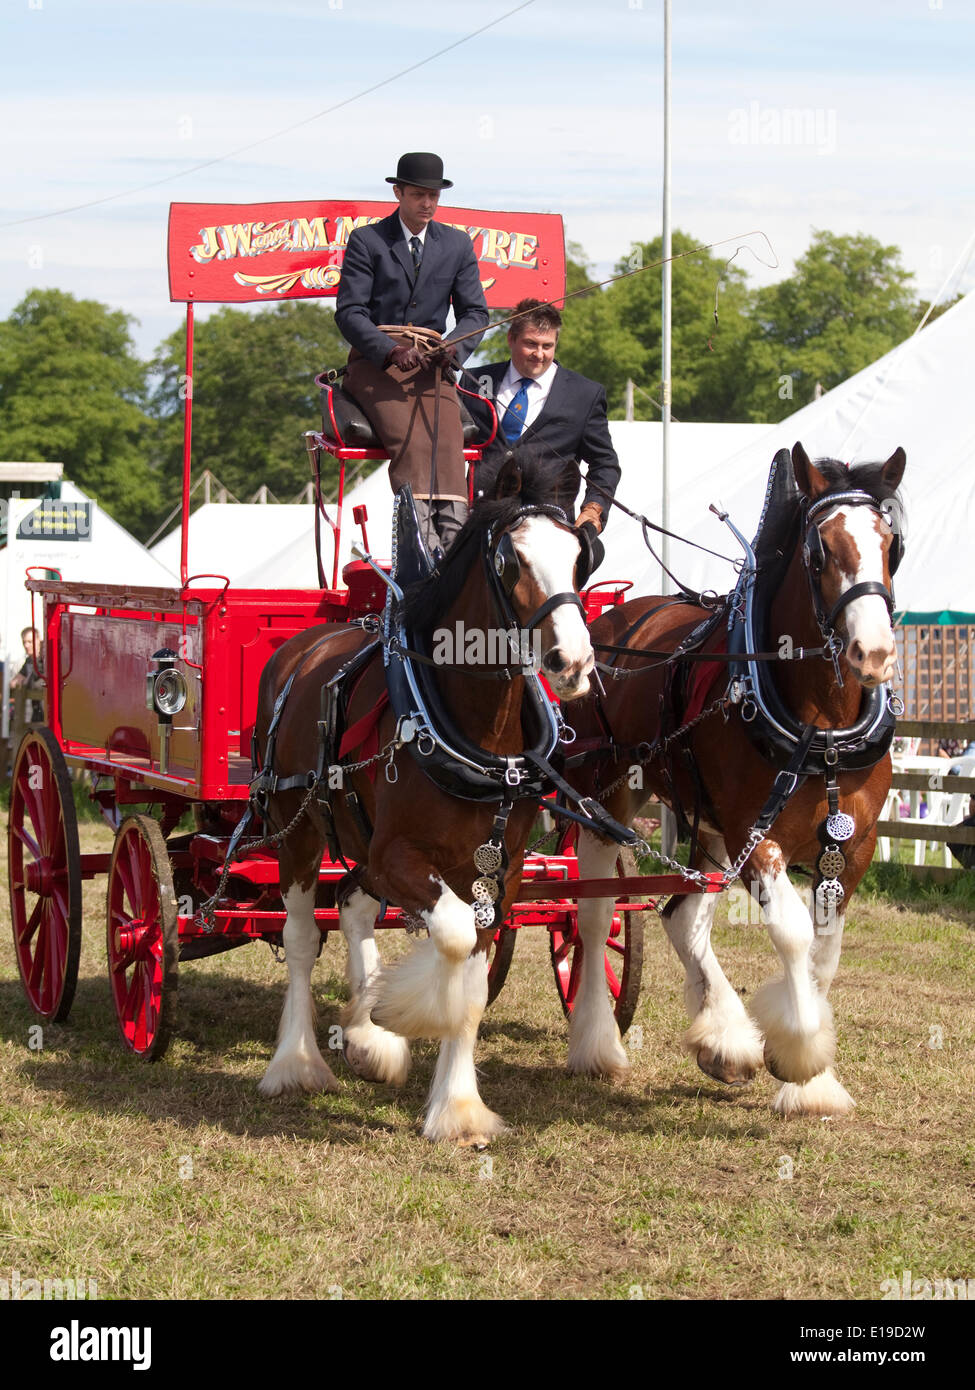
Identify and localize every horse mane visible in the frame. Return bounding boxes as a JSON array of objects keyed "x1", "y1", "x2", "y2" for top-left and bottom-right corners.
[
  {"x1": 756, "y1": 455, "x2": 903, "y2": 586},
  {"x1": 399, "y1": 447, "x2": 581, "y2": 633},
  {"x1": 813, "y1": 457, "x2": 903, "y2": 504}
]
